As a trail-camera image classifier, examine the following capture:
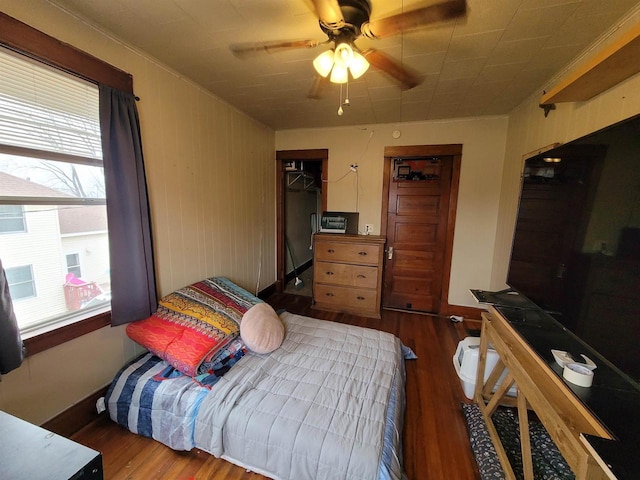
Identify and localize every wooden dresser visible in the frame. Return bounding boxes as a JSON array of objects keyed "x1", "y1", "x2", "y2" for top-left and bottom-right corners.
[{"x1": 312, "y1": 233, "x2": 385, "y2": 318}]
